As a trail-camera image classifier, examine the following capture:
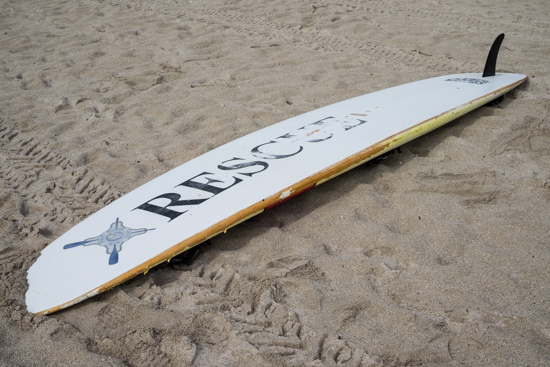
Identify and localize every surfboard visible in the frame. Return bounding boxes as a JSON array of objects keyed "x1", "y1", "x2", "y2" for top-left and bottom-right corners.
[{"x1": 26, "y1": 34, "x2": 526, "y2": 314}]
